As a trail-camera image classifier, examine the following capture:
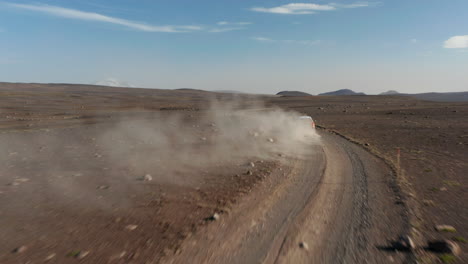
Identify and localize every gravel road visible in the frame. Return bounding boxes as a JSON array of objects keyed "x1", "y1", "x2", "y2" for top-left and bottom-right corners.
[{"x1": 165, "y1": 131, "x2": 412, "y2": 264}]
